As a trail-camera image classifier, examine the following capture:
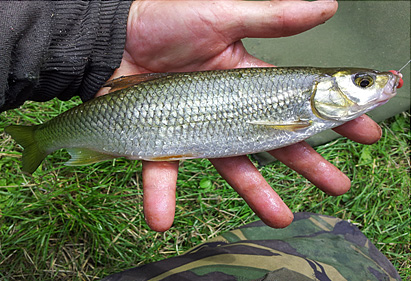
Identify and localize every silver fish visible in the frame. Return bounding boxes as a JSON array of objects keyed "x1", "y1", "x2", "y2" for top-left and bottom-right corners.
[{"x1": 5, "y1": 67, "x2": 400, "y2": 173}]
